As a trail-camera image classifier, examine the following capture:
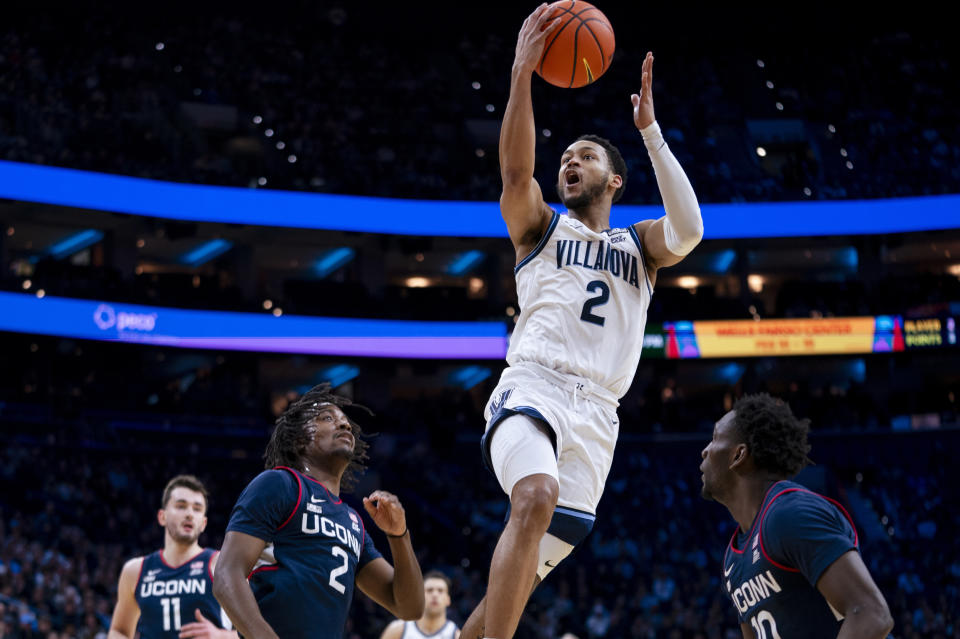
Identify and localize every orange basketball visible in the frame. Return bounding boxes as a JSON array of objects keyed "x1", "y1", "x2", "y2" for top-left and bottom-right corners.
[{"x1": 536, "y1": 0, "x2": 615, "y2": 89}]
